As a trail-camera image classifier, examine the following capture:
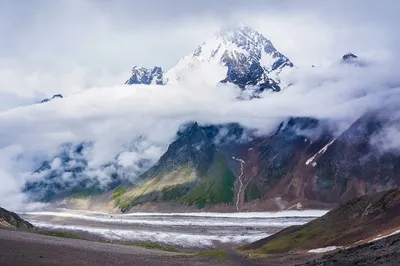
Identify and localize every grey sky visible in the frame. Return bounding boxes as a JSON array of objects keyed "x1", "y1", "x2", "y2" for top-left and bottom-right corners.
[{"x1": 0, "y1": 0, "x2": 399, "y2": 97}]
